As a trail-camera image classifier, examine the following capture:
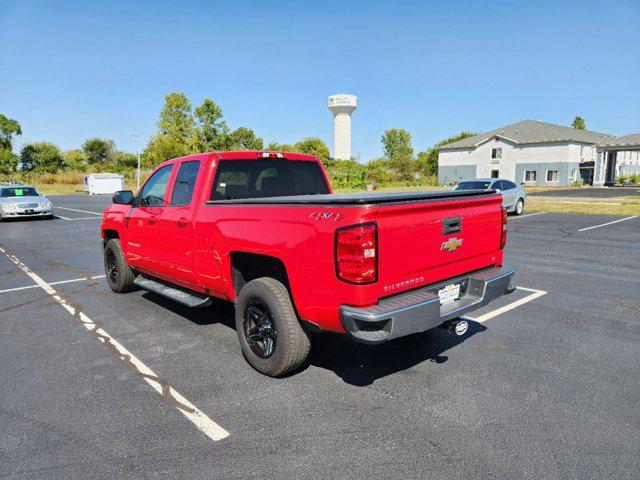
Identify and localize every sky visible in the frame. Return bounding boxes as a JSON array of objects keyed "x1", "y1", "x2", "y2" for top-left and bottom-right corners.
[{"x1": 1, "y1": 0, "x2": 639, "y2": 161}]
